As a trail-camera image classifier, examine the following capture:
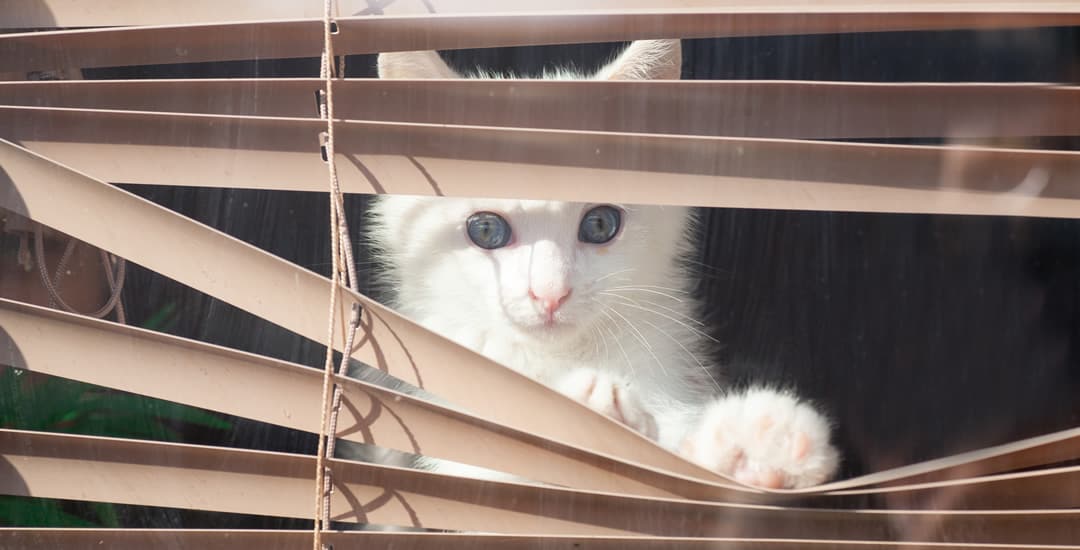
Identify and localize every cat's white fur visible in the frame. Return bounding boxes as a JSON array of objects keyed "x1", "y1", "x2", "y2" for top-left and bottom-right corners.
[{"x1": 371, "y1": 40, "x2": 839, "y2": 488}]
